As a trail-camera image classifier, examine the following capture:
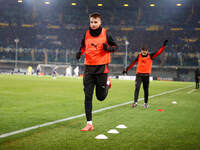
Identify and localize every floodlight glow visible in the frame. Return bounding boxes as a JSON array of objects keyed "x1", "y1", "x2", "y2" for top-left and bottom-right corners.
[
  {"x1": 44, "y1": 1, "x2": 50, "y2": 5},
  {"x1": 18, "y1": 0, "x2": 23, "y2": 3},
  {"x1": 72, "y1": 2, "x2": 77, "y2": 6},
  {"x1": 176, "y1": 3, "x2": 182, "y2": 6},
  {"x1": 123, "y1": 4, "x2": 128, "y2": 7},
  {"x1": 150, "y1": 3, "x2": 155, "y2": 7},
  {"x1": 97, "y1": 3, "x2": 103, "y2": 6}
]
